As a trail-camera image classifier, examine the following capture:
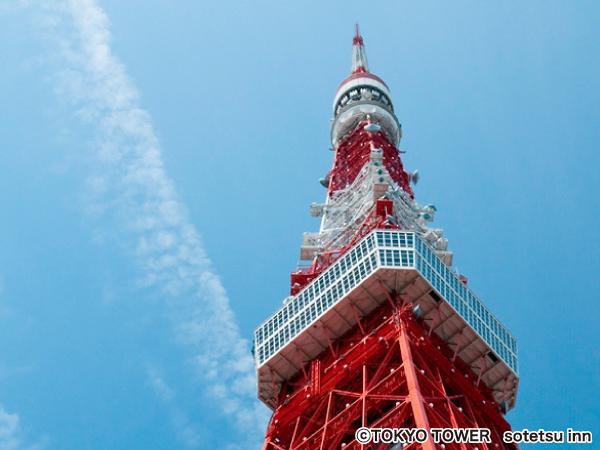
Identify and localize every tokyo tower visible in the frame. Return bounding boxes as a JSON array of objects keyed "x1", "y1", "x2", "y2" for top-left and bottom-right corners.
[{"x1": 254, "y1": 26, "x2": 519, "y2": 450}]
